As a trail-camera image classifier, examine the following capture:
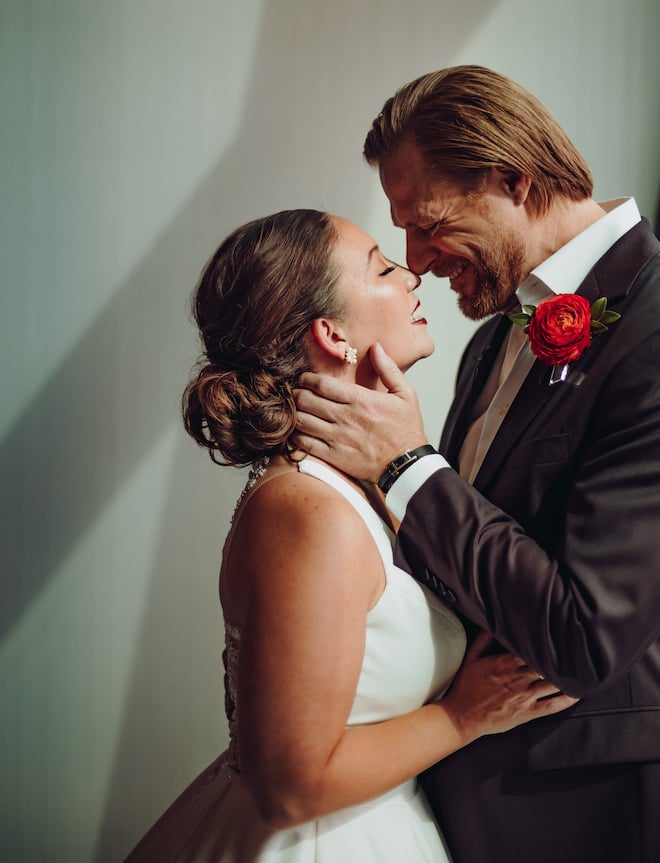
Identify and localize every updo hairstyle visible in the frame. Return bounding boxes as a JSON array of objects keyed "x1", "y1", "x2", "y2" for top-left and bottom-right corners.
[{"x1": 182, "y1": 209, "x2": 343, "y2": 466}]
